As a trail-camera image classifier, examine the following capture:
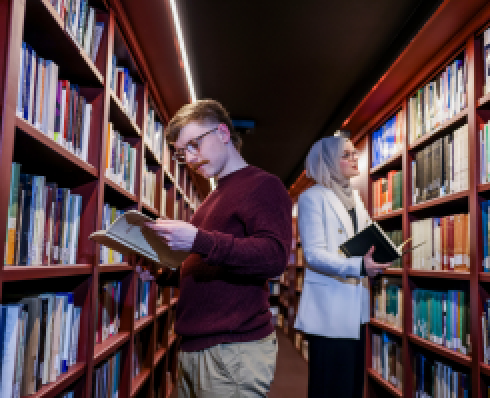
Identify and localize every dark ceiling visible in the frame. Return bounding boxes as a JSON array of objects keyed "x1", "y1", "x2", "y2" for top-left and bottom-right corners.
[{"x1": 119, "y1": 0, "x2": 443, "y2": 187}]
